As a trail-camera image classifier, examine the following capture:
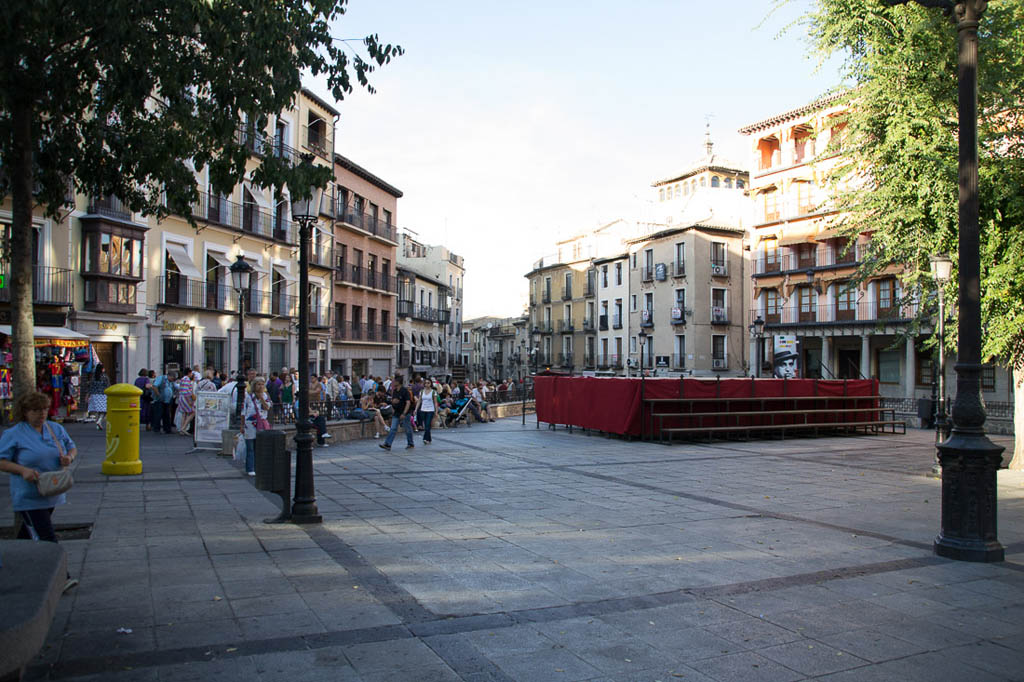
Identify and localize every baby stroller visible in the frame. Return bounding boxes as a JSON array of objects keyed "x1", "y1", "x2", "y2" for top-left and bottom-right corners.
[{"x1": 446, "y1": 396, "x2": 474, "y2": 428}]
